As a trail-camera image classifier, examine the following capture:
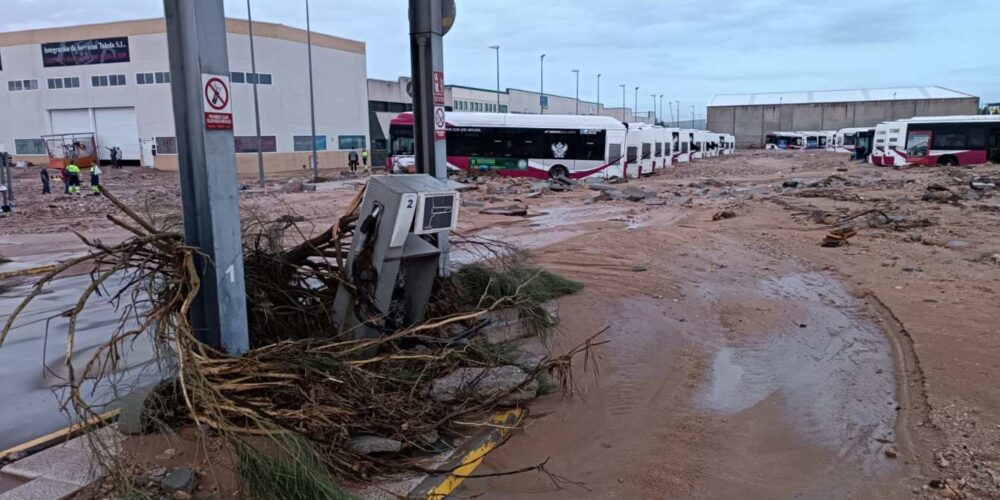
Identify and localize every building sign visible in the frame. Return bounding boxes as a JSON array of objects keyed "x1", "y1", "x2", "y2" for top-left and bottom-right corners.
[
  {"x1": 41, "y1": 37, "x2": 130, "y2": 67},
  {"x1": 434, "y1": 106, "x2": 447, "y2": 140},
  {"x1": 433, "y1": 71, "x2": 445, "y2": 105},
  {"x1": 539, "y1": 95, "x2": 549, "y2": 109},
  {"x1": 202, "y1": 74, "x2": 233, "y2": 130}
]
